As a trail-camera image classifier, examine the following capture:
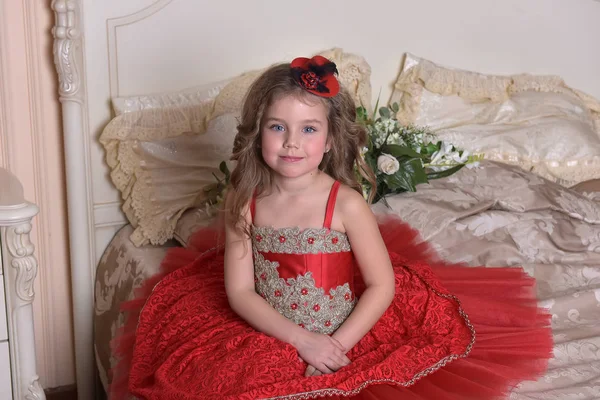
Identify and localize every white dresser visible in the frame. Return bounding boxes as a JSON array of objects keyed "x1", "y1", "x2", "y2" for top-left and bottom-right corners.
[{"x1": 0, "y1": 168, "x2": 46, "y2": 399}]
